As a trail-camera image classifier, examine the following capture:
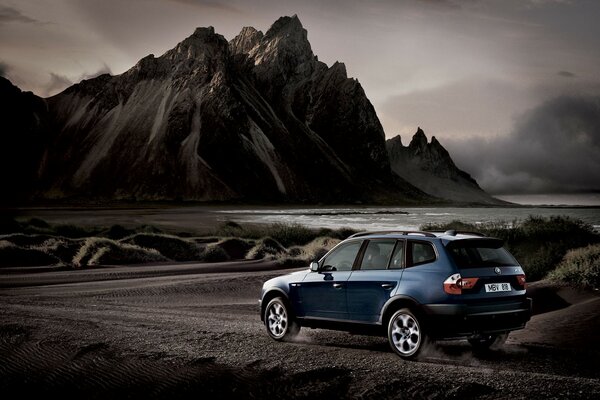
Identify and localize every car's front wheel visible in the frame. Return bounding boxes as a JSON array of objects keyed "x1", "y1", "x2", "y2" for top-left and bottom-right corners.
[
  {"x1": 388, "y1": 308, "x2": 427, "y2": 359},
  {"x1": 264, "y1": 297, "x2": 299, "y2": 341},
  {"x1": 468, "y1": 333, "x2": 508, "y2": 351}
]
